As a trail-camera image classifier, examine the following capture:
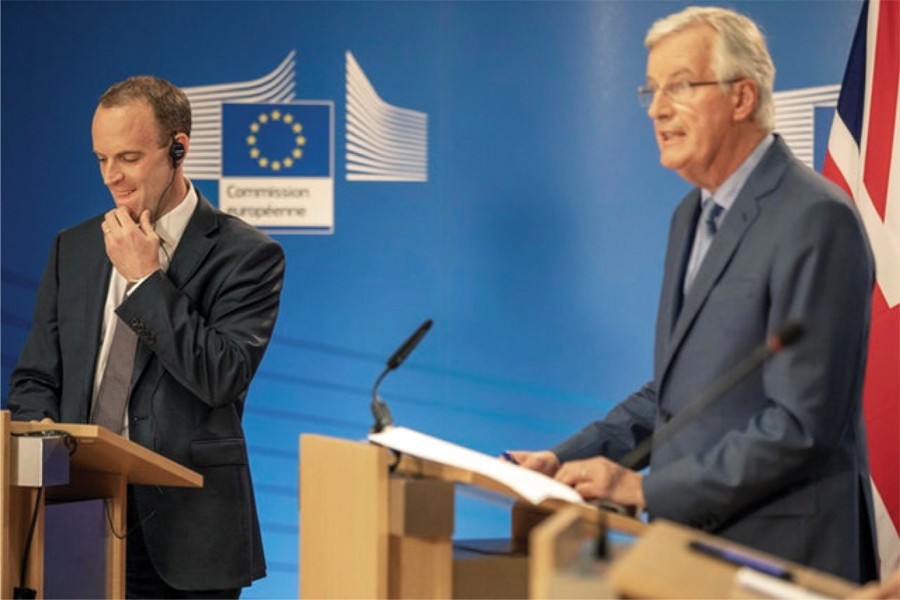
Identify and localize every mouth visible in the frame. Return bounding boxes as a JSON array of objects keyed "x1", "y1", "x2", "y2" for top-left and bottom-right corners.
[
  {"x1": 110, "y1": 188, "x2": 136, "y2": 203},
  {"x1": 658, "y1": 129, "x2": 685, "y2": 143}
]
